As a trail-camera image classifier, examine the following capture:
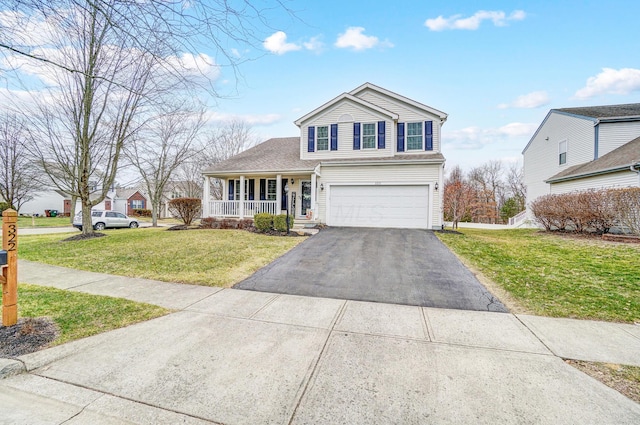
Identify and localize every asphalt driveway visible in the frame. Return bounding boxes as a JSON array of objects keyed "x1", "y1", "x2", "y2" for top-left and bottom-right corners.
[{"x1": 235, "y1": 228, "x2": 507, "y2": 312}]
